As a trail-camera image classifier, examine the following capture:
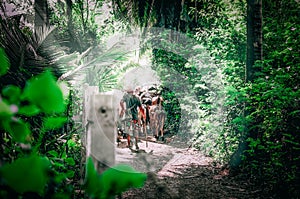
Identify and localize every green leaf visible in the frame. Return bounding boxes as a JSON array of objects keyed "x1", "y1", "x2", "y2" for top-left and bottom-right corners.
[
  {"x1": 43, "y1": 117, "x2": 67, "y2": 131},
  {"x1": 283, "y1": 139, "x2": 300, "y2": 146},
  {"x1": 22, "y1": 70, "x2": 65, "y2": 114},
  {"x1": 99, "y1": 164, "x2": 147, "y2": 198},
  {"x1": 84, "y1": 157, "x2": 102, "y2": 197},
  {"x1": 2, "y1": 85, "x2": 21, "y2": 104},
  {"x1": 53, "y1": 162, "x2": 65, "y2": 169},
  {"x1": 47, "y1": 150, "x2": 59, "y2": 158},
  {"x1": 3, "y1": 119, "x2": 31, "y2": 143},
  {"x1": 0, "y1": 155, "x2": 50, "y2": 195},
  {"x1": 289, "y1": 110, "x2": 300, "y2": 116},
  {"x1": 54, "y1": 173, "x2": 67, "y2": 184},
  {"x1": 115, "y1": 55, "x2": 127, "y2": 61},
  {"x1": 66, "y1": 170, "x2": 75, "y2": 178},
  {"x1": 0, "y1": 48, "x2": 10, "y2": 76},
  {"x1": 18, "y1": 104, "x2": 40, "y2": 116},
  {"x1": 65, "y1": 157, "x2": 75, "y2": 166},
  {"x1": 61, "y1": 150, "x2": 67, "y2": 159},
  {"x1": 67, "y1": 139, "x2": 76, "y2": 148},
  {"x1": 0, "y1": 100, "x2": 13, "y2": 119}
]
